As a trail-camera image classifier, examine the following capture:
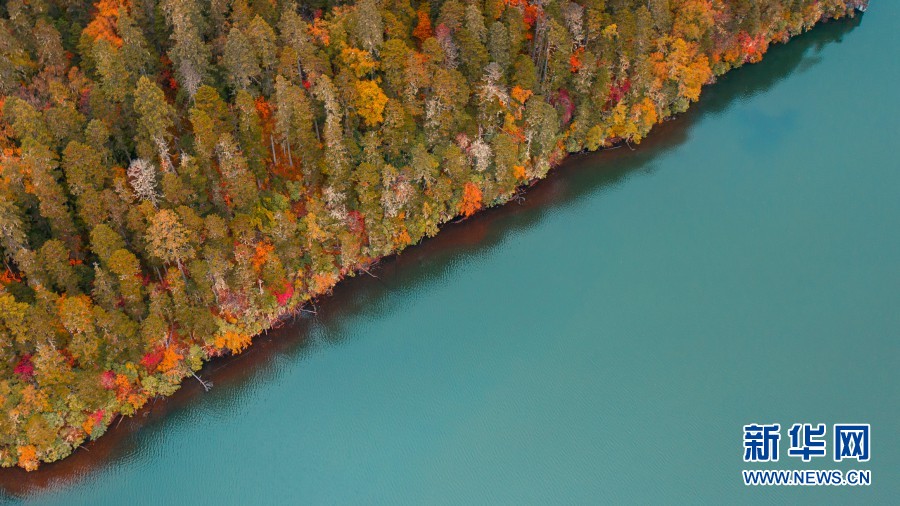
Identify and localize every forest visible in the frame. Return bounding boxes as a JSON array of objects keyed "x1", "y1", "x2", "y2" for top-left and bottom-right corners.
[{"x1": 0, "y1": 0, "x2": 865, "y2": 470}]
